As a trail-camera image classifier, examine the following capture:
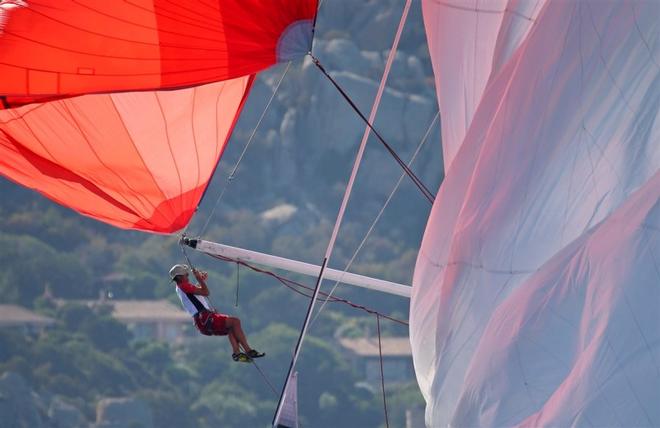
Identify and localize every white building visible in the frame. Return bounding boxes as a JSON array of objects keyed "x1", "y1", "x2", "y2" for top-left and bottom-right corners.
[{"x1": 339, "y1": 337, "x2": 415, "y2": 384}]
